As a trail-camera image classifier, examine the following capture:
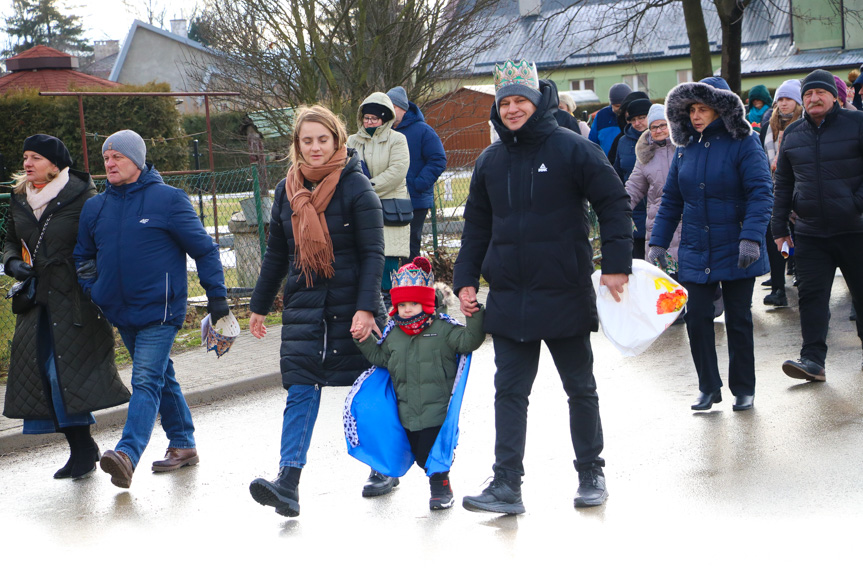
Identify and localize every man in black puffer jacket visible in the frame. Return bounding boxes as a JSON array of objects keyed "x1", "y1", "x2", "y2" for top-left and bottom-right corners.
[
  {"x1": 454, "y1": 60, "x2": 632, "y2": 514},
  {"x1": 772, "y1": 69, "x2": 863, "y2": 380}
]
